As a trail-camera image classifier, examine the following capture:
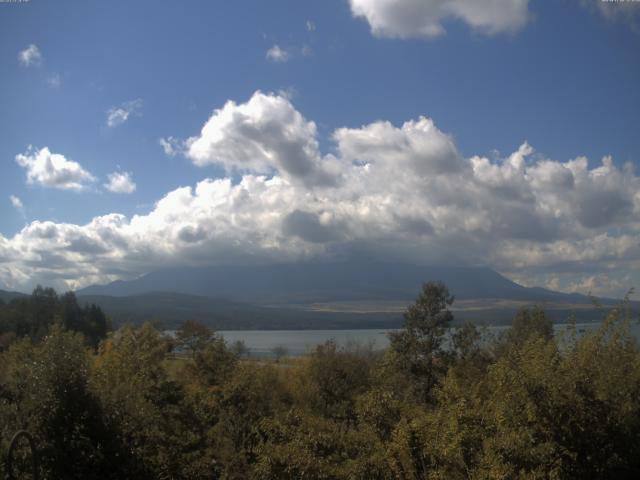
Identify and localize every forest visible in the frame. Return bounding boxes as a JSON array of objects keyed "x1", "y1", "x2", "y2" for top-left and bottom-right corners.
[{"x1": 1, "y1": 282, "x2": 640, "y2": 479}]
